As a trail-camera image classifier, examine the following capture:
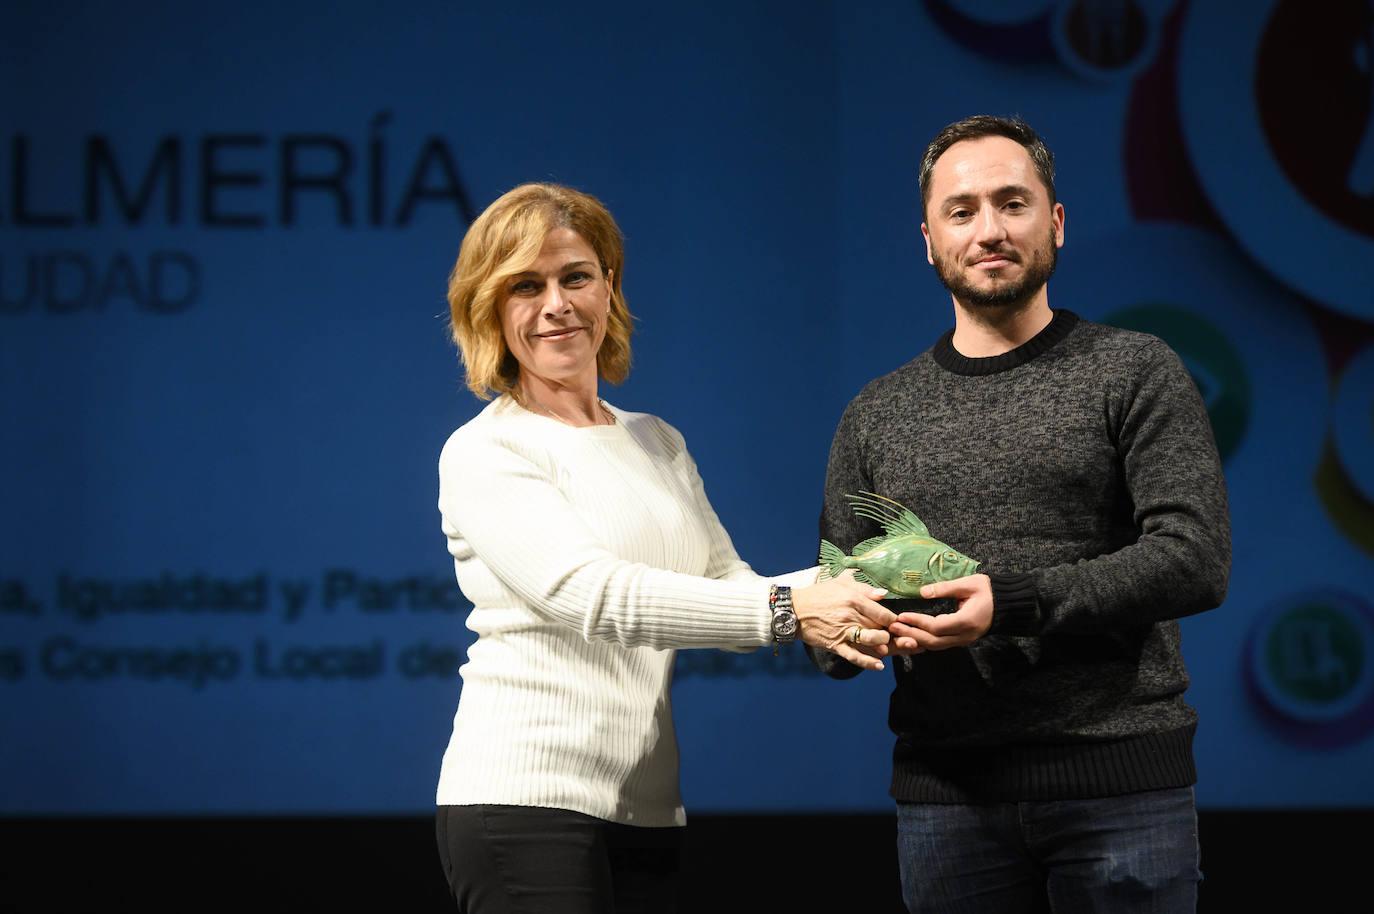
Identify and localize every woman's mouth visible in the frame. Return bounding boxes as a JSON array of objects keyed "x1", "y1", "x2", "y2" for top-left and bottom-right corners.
[{"x1": 535, "y1": 327, "x2": 583, "y2": 342}]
